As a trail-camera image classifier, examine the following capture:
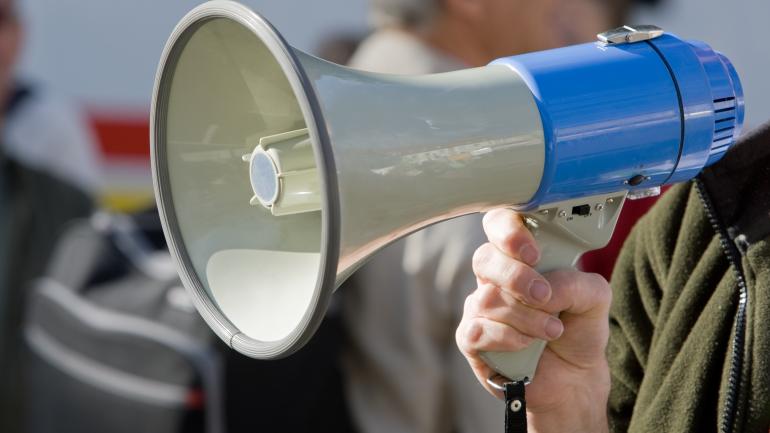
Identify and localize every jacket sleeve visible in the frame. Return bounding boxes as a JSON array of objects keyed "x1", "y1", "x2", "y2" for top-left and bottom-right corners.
[{"x1": 605, "y1": 183, "x2": 692, "y2": 432}]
